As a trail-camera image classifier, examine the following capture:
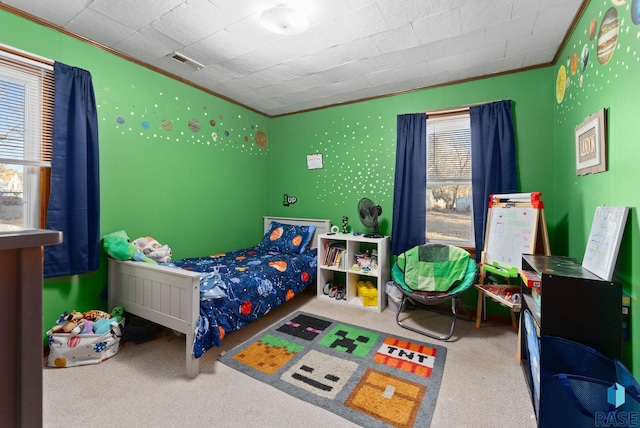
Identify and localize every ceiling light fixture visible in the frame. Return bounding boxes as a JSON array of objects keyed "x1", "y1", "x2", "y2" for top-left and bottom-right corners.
[{"x1": 260, "y1": 4, "x2": 309, "y2": 36}]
